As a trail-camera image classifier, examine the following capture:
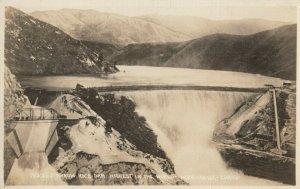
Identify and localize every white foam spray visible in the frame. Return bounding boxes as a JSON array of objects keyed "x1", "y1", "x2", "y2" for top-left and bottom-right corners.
[{"x1": 120, "y1": 90, "x2": 282, "y2": 185}]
